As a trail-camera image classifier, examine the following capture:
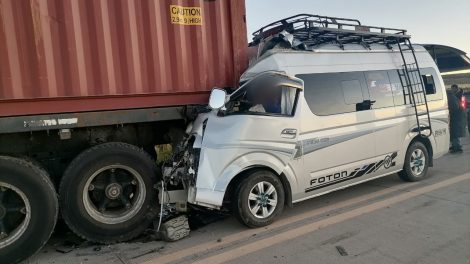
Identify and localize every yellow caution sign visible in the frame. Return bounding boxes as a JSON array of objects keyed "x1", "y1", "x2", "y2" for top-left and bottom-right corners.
[{"x1": 170, "y1": 5, "x2": 202, "y2": 26}]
